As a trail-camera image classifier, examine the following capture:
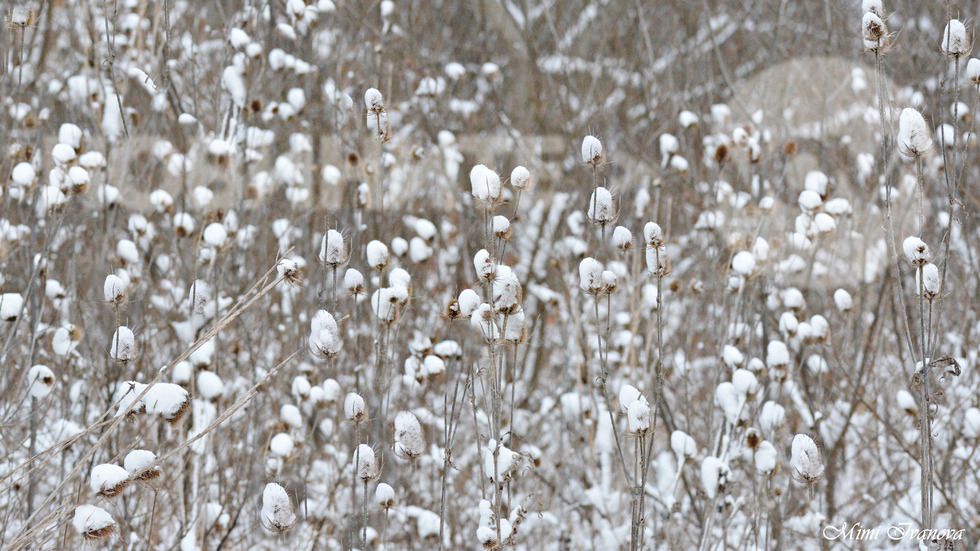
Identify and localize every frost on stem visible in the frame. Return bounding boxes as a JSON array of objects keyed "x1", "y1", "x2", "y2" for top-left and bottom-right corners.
[
  {"x1": 73, "y1": 504, "x2": 116, "y2": 541},
  {"x1": 941, "y1": 19, "x2": 969, "y2": 58},
  {"x1": 309, "y1": 310, "x2": 343, "y2": 359},
  {"x1": 897, "y1": 108, "x2": 932, "y2": 157},
  {"x1": 790, "y1": 434, "x2": 825, "y2": 484},
  {"x1": 902, "y1": 236, "x2": 932, "y2": 266},
  {"x1": 261, "y1": 482, "x2": 296, "y2": 533},
  {"x1": 393, "y1": 411, "x2": 425, "y2": 460}
]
